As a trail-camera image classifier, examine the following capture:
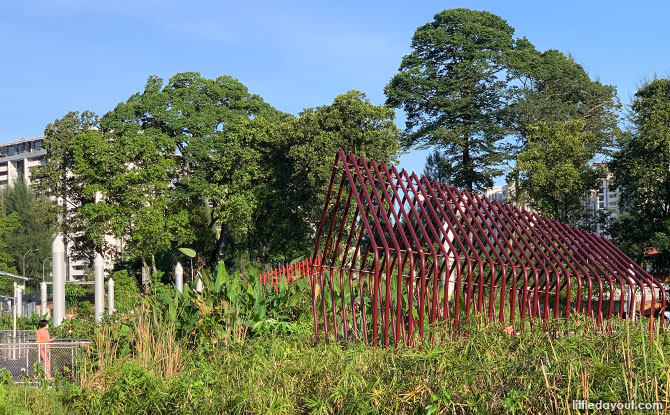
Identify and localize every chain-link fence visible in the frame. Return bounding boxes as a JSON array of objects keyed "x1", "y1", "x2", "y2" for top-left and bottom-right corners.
[{"x1": 0, "y1": 340, "x2": 91, "y2": 382}]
